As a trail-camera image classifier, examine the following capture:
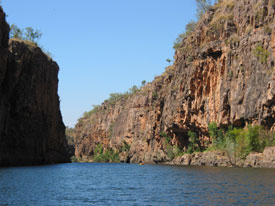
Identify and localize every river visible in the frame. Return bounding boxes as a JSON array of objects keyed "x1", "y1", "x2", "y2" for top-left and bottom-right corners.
[{"x1": 0, "y1": 163, "x2": 274, "y2": 205}]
